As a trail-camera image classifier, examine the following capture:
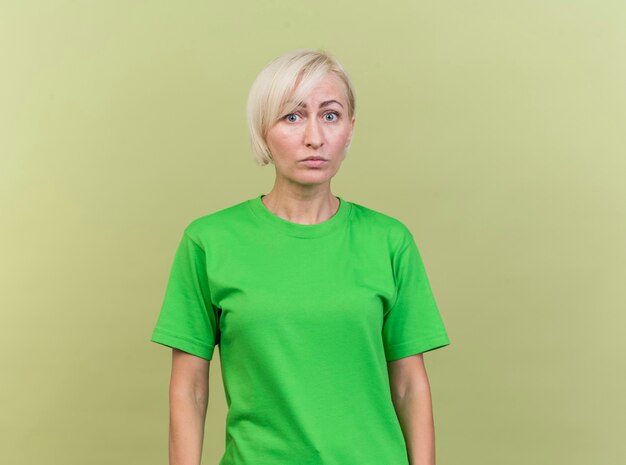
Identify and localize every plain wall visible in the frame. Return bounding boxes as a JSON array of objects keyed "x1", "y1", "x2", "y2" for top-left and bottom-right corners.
[{"x1": 1, "y1": 1, "x2": 624, "y2": 464}]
